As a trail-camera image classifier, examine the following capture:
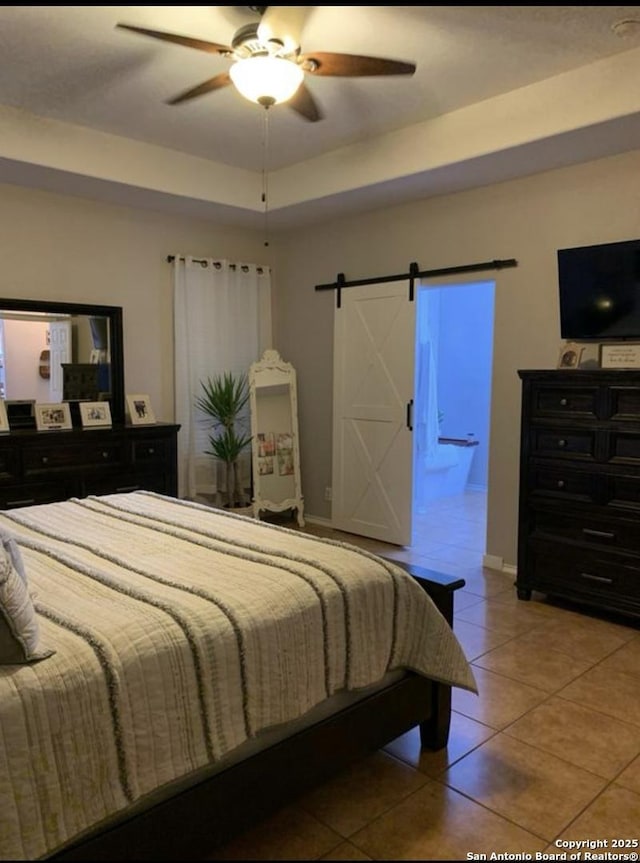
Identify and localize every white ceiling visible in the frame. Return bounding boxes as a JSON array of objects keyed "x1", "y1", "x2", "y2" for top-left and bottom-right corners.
[{"x1": 1, "y1": 5, "x2": 640, "y2": 228}]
